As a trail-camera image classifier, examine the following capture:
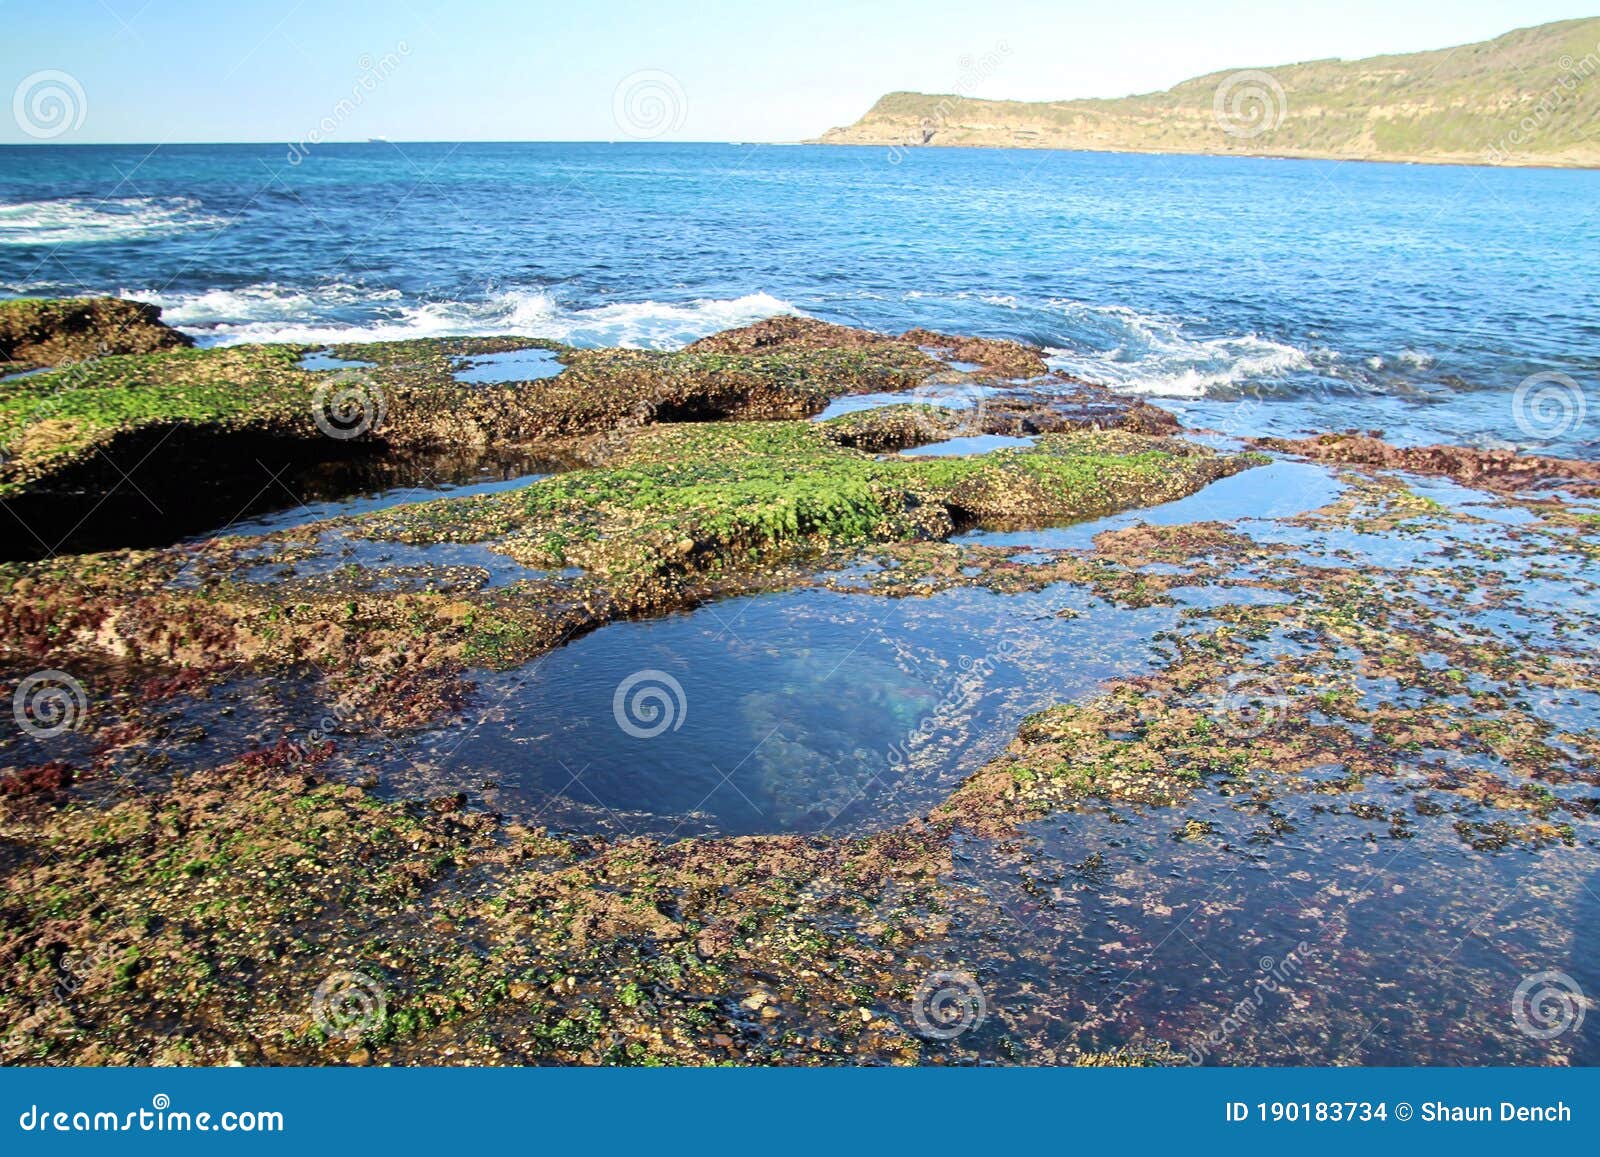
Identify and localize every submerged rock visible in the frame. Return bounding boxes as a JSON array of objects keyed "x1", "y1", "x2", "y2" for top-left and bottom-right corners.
[{"x1": 1257, "y1": 431, "x2": 1600, "y2": 496}]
